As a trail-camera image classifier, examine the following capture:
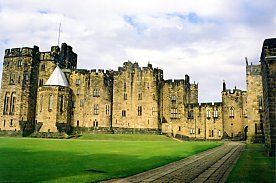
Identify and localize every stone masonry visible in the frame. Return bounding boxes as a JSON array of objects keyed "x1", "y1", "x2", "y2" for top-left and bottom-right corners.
[{"x1": 0, "y1": 40, "x2": 269, "y2": 143}]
